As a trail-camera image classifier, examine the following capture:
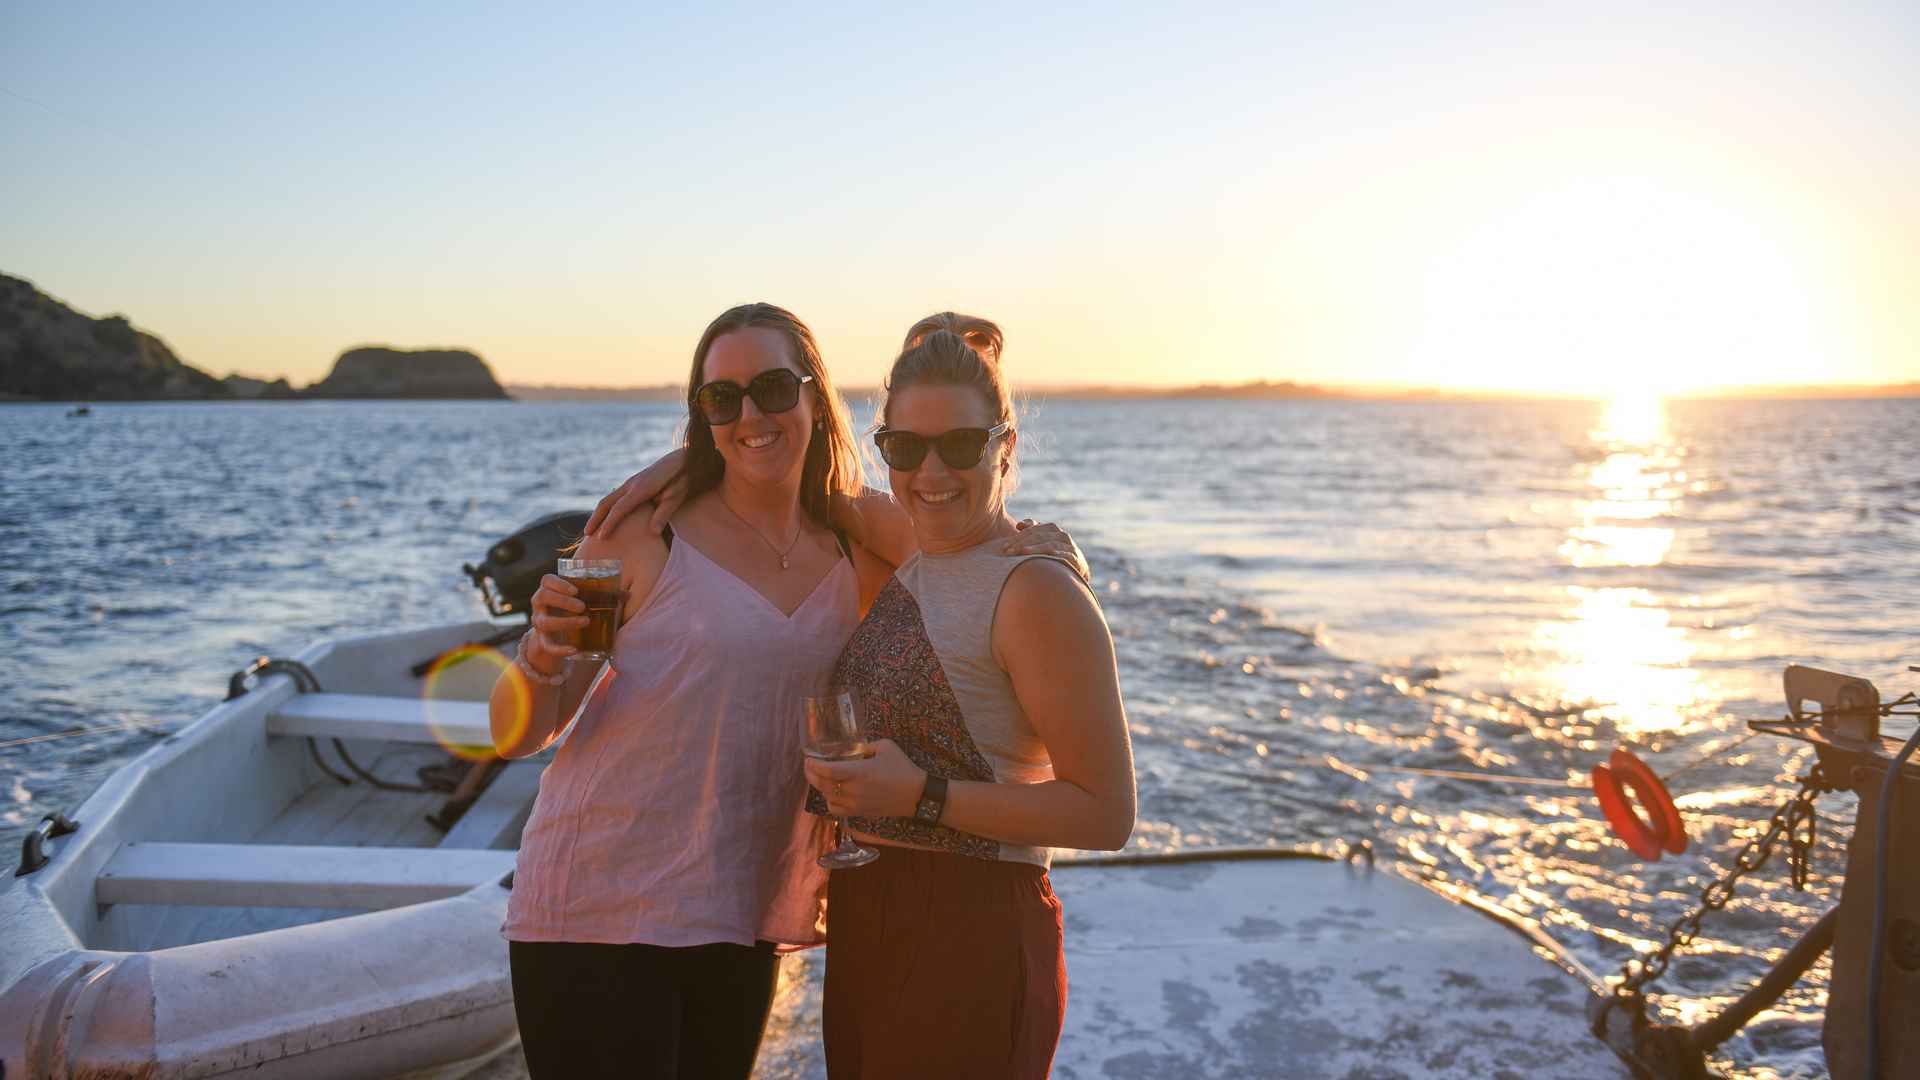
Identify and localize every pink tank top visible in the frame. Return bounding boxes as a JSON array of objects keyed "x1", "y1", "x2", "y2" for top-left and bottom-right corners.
[{"x1": 503, "y1": 536, "x2": 856, "y2": 949}]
